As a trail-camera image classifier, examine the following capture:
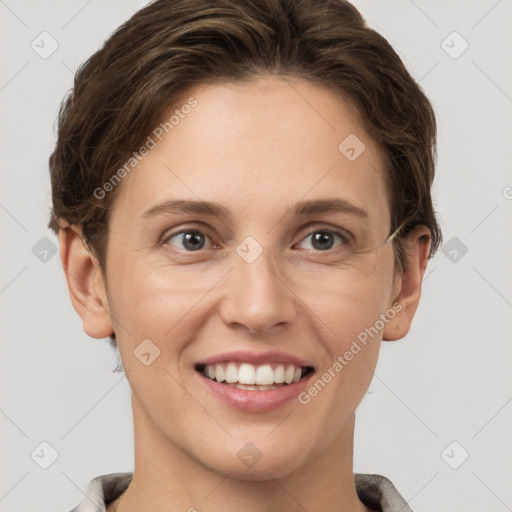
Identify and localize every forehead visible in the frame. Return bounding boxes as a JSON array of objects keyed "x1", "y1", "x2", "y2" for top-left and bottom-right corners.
[{"x1": 111, "y1": 75, "x2": 391, "y2": 229}]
